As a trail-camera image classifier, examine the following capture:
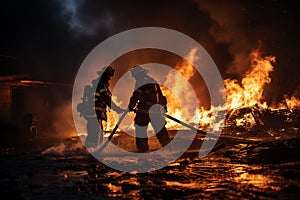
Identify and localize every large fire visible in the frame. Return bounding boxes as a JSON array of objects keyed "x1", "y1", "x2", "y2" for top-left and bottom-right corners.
[
  {"x1": 162, "y1": 48, "x2": 201, "y2": 130},
  {"x1": 222, "y1": 49, "x2": 275, "y2": 128},
  {"x1": 162, "y1": 47, "x2": 299, "y2": 131},
  {"x1": 224, "y1": 49, "x2": 275, "y2": 110},
  {"x1": 102, "y1": 47, "x2": 299, "y2": 133}
]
